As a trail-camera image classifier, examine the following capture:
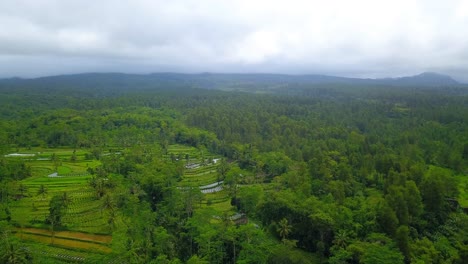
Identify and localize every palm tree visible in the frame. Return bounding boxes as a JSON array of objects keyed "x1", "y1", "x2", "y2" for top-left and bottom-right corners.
[
  {"x1": 61, "y1": 192, "x2": 71, "y2": 207},
  {"x1": 107, "y1": 210, "x2": 117, "y2": 232},
  {"x1": 48, "y1": 213, "x2": 58, "y2": 244},
  {"x1": 332, "y1": 230, "x2": 350, "y2": 249},
  {"x1": 277, "y1": 218, "x2": 292, "y2": 242},
  {"x1": 18, "y1": 184, "x2": 27, "y2": 197},
  {"x1": 2, "y1": 243, "x2": 29, "y2": 264},
  {"x1": 1, "y1": 232, "x2": 31, "y2": 263},
  {"x1": 101, "y1": 194, "x2": 115, "y2": 213},
  {"x1": 37, "y1": 185, "x2": 47, "y2": 200},
  {"x1": 90, "y1": 177, "x2": 105, "y2": 199},
  {"x1": 217, "y1": 158, "x2": 230, "y2": 181}
]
